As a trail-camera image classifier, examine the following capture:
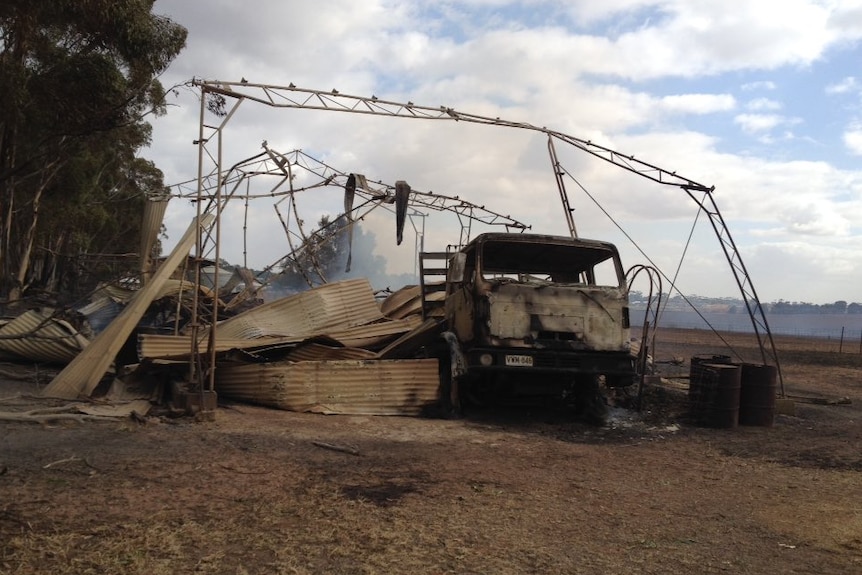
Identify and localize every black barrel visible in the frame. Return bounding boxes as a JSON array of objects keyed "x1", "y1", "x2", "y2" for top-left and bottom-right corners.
[
  {"x1": 695, "y1": 363, "x2": 741, "y2": 428},
  {"x1": 689, "y1": 354, "x2": 733, "y2": 421},
  {"x1": 739, "y1": 363, "x2": 778, "y2": 427}
]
